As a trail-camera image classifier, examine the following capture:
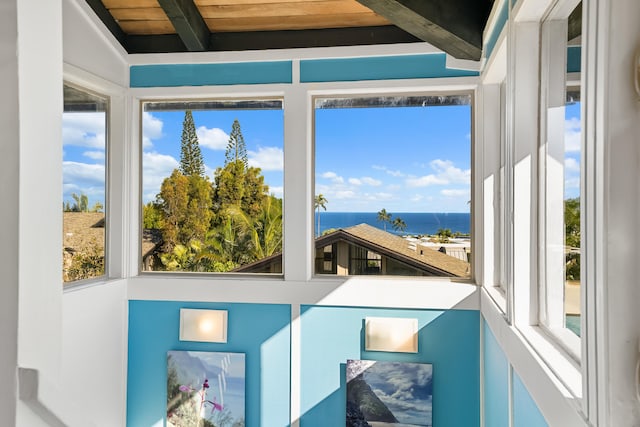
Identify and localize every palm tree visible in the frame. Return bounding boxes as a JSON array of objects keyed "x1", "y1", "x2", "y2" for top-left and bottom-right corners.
[
  {"x1": 436, "y1": 227, "x2": 453, "y2": 243},
  {"x1": 392, "y1": 217, "x2": 407, "y2": 234},
  {"x1": 314, "y1": 194, "x2": 328, "y2": 236},
  {"x1": 377, "y1": 208, "x2": 392, "y2": 231}
]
